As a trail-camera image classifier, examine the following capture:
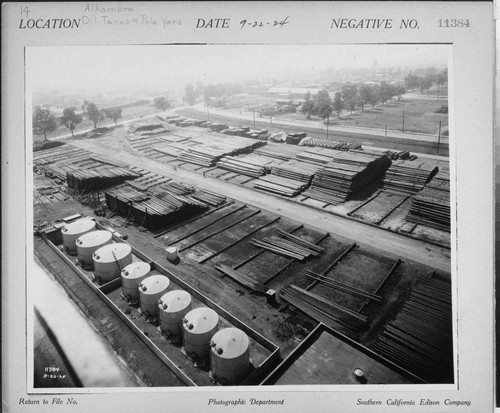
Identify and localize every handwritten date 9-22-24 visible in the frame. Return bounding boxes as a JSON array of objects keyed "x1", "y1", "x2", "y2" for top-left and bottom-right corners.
[{"x1": 240, "y1": 17, "x2": 289, "y2": 29}]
